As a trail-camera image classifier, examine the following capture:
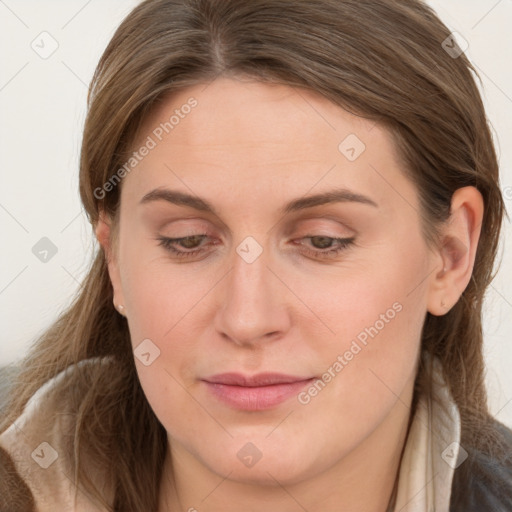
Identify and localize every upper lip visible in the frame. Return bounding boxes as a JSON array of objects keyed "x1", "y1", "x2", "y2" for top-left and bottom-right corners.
[{"x1": 202, "y1": 373, "x2": 314, "y2": 387}]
